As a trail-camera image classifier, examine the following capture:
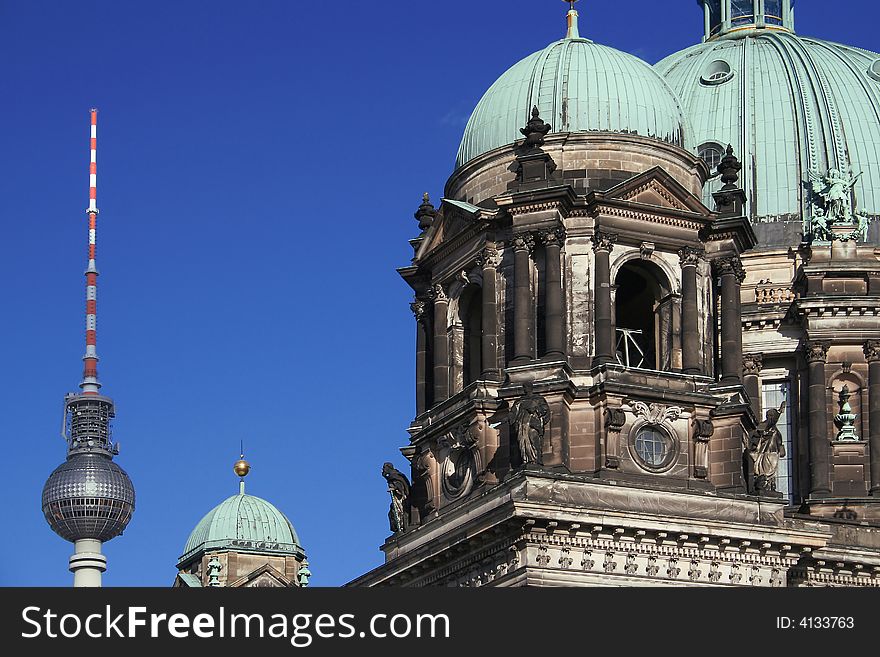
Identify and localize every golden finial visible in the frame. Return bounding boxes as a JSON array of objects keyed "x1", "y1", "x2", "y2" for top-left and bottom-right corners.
[
  {"x1": 233, "y1": 457, "x2": 250, "y2": 478},
  {"x1": 233, "y1": 441, "x2": 250, "y2": 492}
]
